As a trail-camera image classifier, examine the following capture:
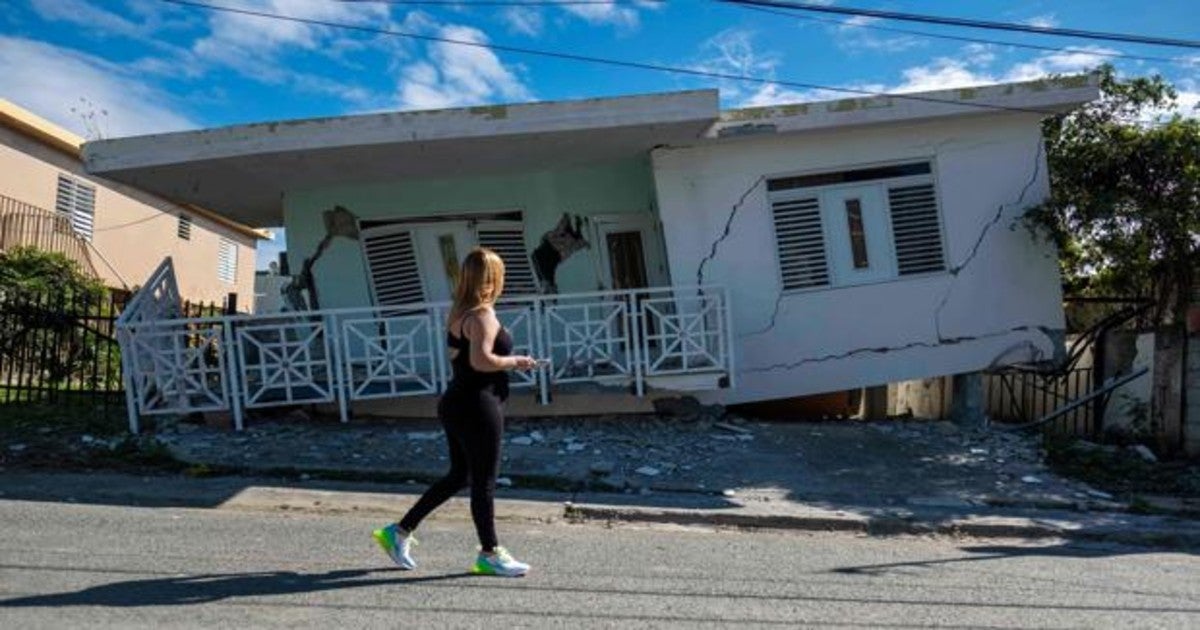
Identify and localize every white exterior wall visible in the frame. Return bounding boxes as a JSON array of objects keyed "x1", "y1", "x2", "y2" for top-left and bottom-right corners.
[{"x1": 652, "y1": 113, "x2": 1065, "y2": 404}]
